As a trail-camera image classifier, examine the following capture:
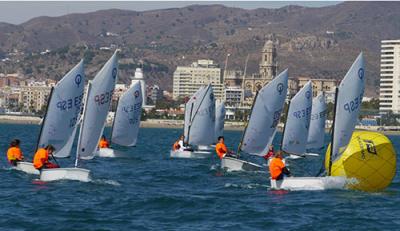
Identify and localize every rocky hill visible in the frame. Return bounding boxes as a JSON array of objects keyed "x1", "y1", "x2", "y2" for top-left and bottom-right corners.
[{"x1": 1, "y1": 1, "x2": 400, "y2": 96}]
